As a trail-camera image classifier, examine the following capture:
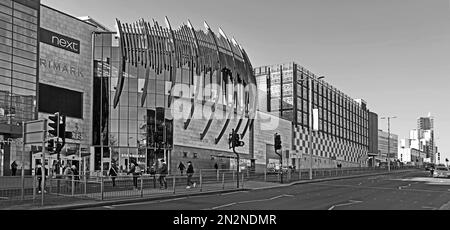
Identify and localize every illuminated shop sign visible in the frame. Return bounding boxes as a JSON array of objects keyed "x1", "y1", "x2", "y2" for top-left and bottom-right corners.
[
  {"x1": 120, "y1": 154, "x2": 146, "y2": 158},
  {"x1": 39, "y1": 28, "x2": 80, "y2": 54},
  {"x1": 39, "y1": 57, "x2": 84, "y2": 78}
]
